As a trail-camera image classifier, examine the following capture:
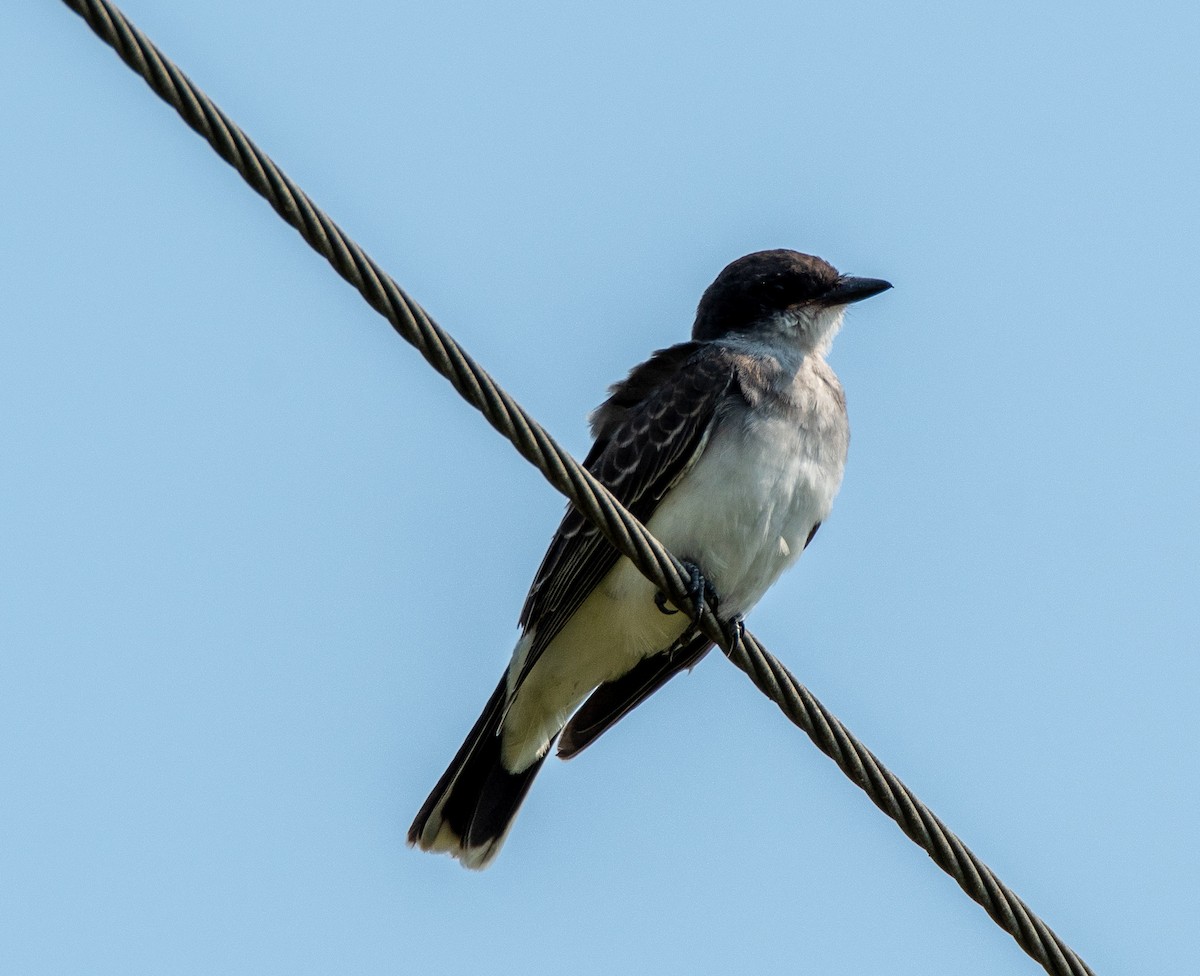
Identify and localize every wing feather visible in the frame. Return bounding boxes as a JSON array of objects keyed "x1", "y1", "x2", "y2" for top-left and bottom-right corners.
[{"x1": 510, "y1": 342, "x2": 740, "y2": 695}]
